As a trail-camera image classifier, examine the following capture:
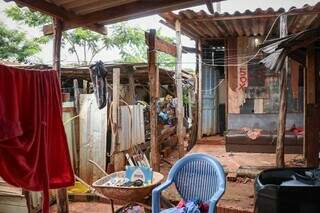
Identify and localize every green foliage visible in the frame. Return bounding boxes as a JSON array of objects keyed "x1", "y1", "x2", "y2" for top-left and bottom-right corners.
[
  {"x1": 111, "y1": 24, "x2": 175, "y2": 69},
  {"x1": 4, "y1": 5, "x2": 176, "y2": 68},
  {"x1": 5, "y1": 5, "x2": 51, "y2": 27},
  {"x1": 0, "y1": 23, "x2": 46, "y2": 62},
  {"x1": 63, "y1": 28, "x2": 114, "y2": 65}
]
